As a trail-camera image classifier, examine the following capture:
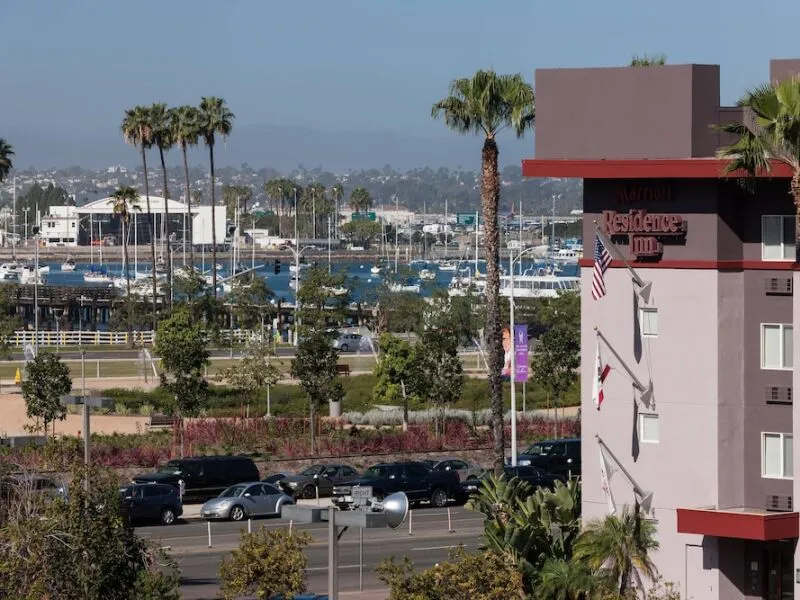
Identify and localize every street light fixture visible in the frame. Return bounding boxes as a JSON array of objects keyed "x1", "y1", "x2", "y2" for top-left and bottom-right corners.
[
  {"x1": 32, "y1": 225, "x2": 40, "y2": 352},
  {"x1": 287, "y1": 244, "x2": 315, "y2": 347},
  {"x1": 508, "y1": 245, "x2": 539, "y2": 467}
]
